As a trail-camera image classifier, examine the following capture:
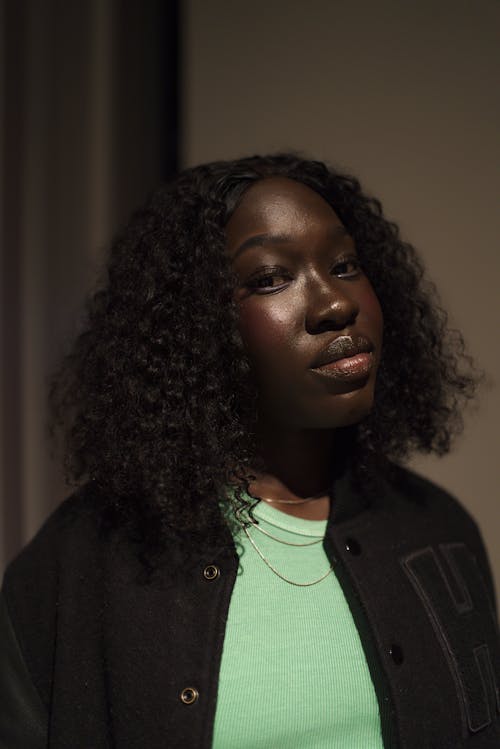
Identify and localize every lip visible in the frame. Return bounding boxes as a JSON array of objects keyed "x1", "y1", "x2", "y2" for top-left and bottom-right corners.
[
  {"x1": 309, "y1": 334, "x2": 375, "y2": 384},
  {"x1": 310, "y1": 334, "x2": 374, "y2": 369},
  {"x1": 311, "y1": 351, "x2": 374, "y2": 382}
]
